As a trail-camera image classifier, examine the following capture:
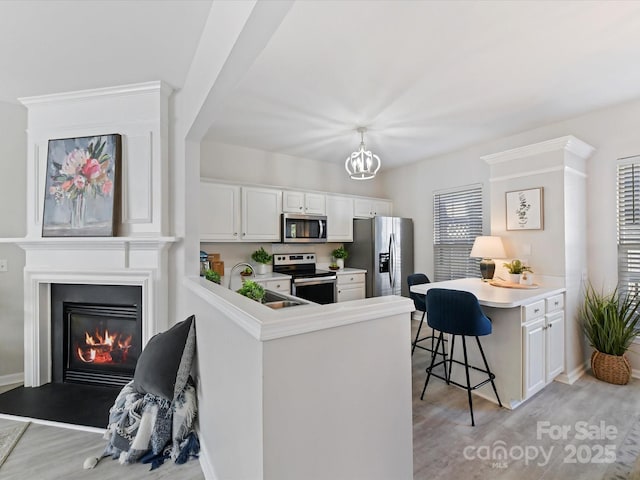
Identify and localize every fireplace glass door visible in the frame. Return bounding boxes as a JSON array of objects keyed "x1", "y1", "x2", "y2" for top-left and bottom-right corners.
[{"x1": 65, "y1": 303, "x2": 141, "y2": 387}]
